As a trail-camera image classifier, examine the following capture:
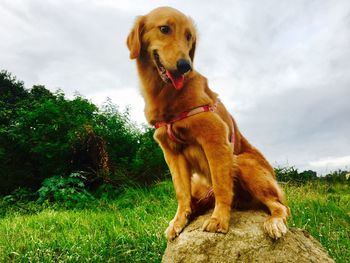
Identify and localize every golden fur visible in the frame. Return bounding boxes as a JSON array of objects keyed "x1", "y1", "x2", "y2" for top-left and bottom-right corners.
[{"x1": 127, "y1": 7, "x2": 290, "y2": 240}]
